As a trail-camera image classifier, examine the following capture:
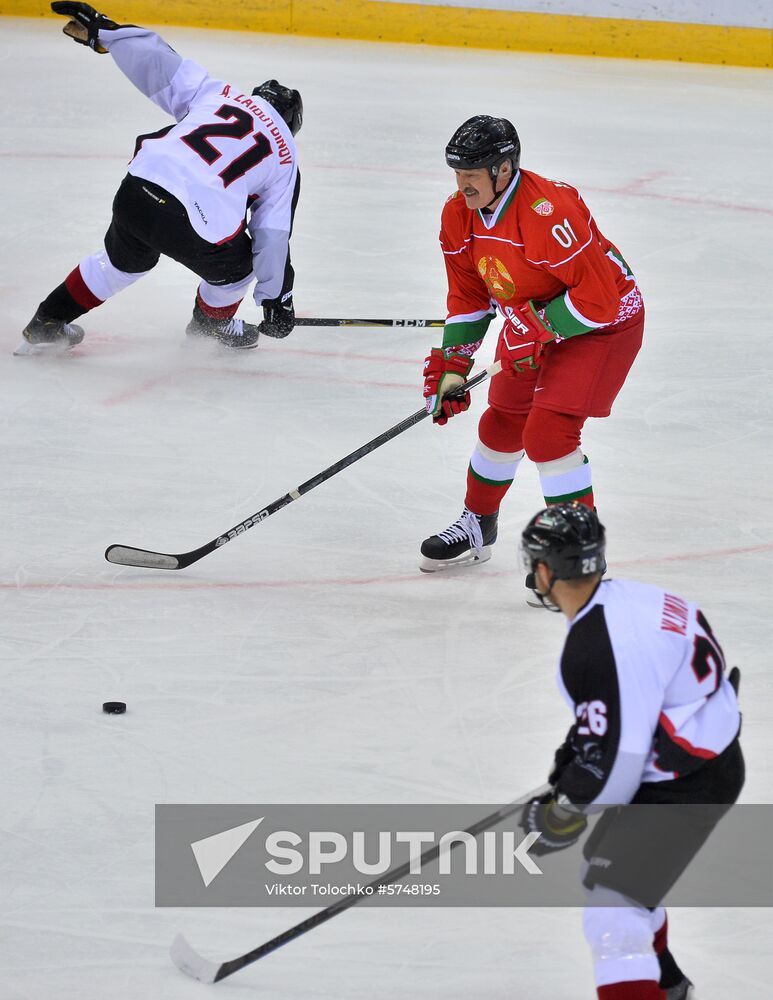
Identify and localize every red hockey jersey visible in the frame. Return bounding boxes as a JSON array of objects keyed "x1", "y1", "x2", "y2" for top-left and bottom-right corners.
[{"x1": 440, "y1": 169, "x2": 640, "y2": 352}]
